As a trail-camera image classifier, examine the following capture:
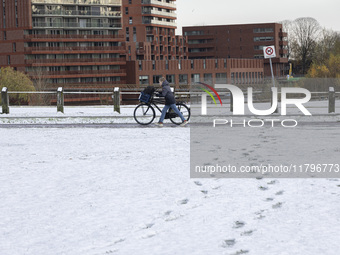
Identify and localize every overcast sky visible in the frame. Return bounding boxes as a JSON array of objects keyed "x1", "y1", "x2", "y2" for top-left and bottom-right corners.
[{"x1": 175, "y1": 0, "x2": 340, "y2": 34}]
